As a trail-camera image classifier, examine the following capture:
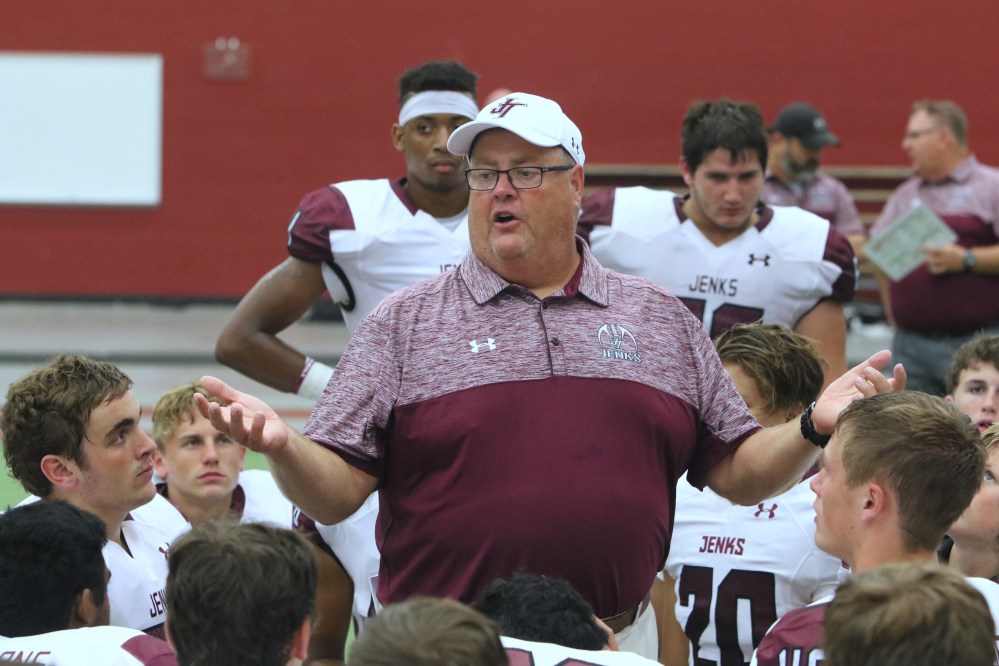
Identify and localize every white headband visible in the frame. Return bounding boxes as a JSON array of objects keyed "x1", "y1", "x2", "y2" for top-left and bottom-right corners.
[{"x1": 398, "y1": 91, "x2": 479, "y2": 126}]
